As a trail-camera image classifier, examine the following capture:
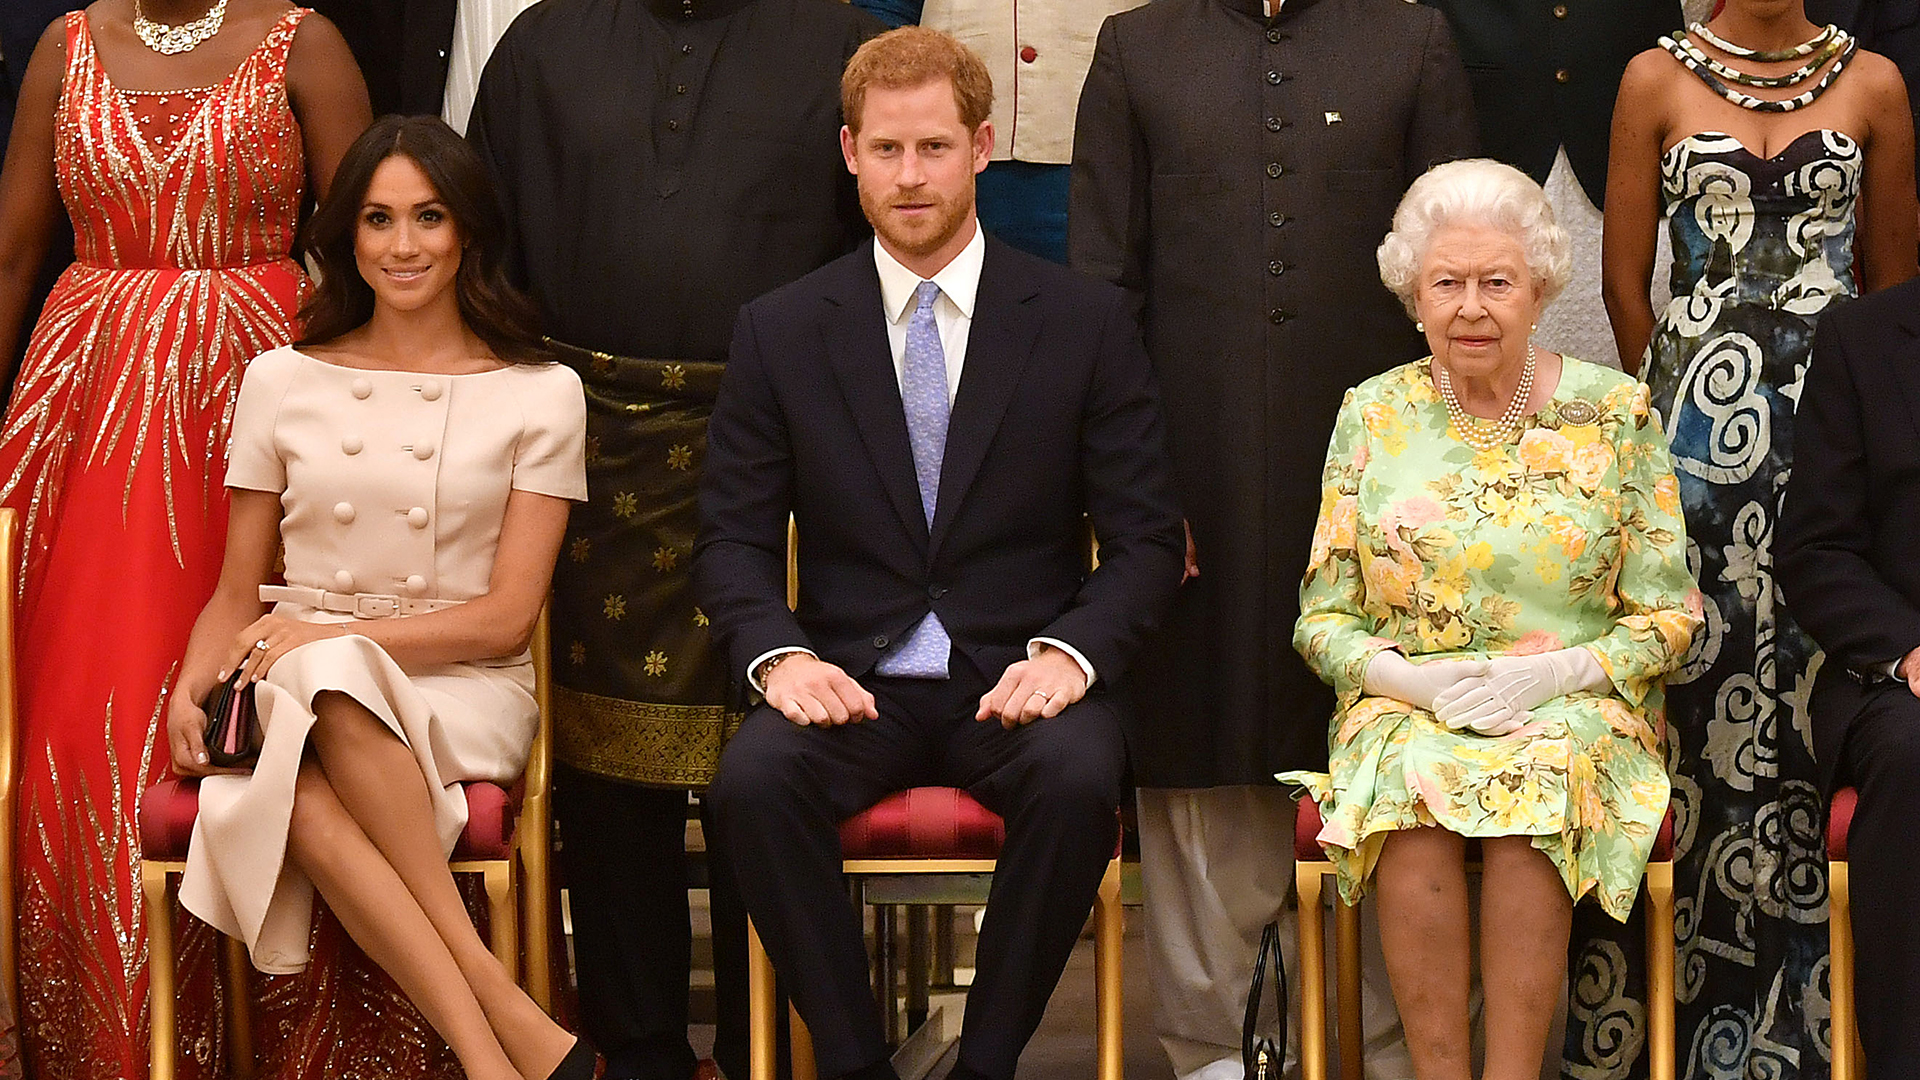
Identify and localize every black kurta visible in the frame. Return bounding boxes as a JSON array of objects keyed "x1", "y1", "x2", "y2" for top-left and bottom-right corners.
[
  {"x1": 469, "y1": 0, "x2": 878, "y2": 786},
  {"x1": 1070, "y1": 0, "x2": 1477, "y2": 786}
]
